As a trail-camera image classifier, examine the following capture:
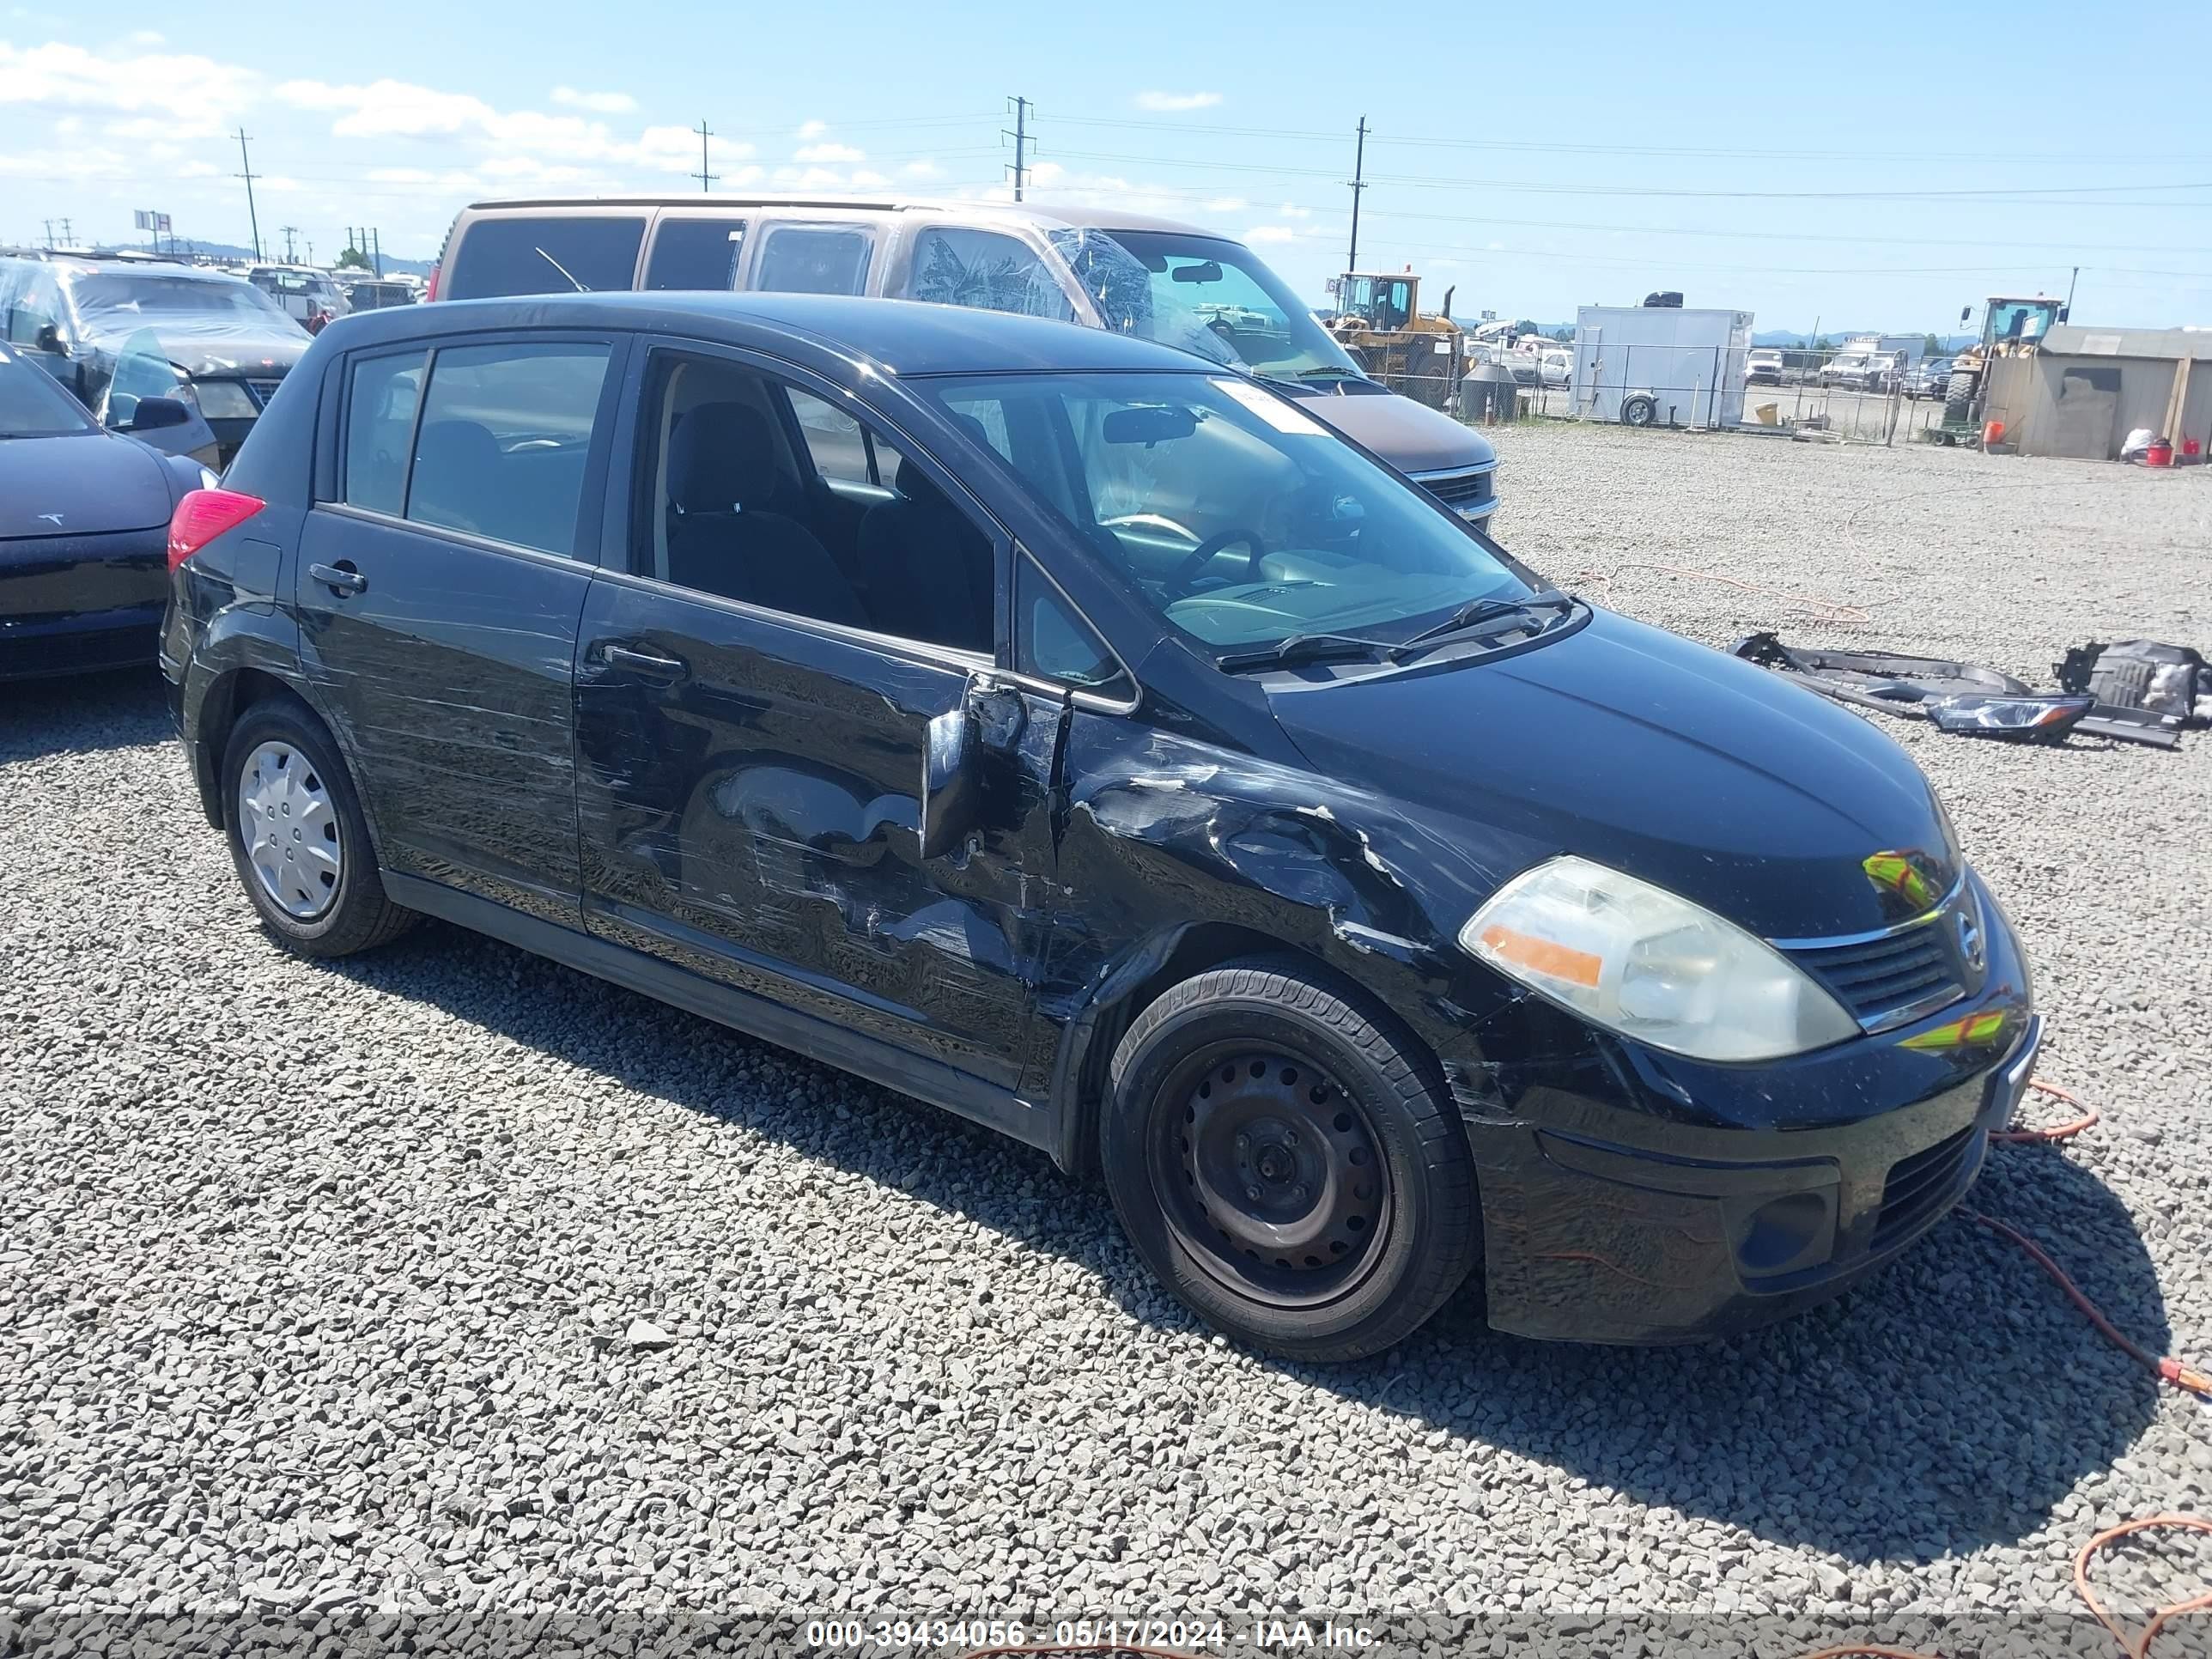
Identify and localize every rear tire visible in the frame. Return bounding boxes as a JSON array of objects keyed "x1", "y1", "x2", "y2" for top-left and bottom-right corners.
[
  {"x1": 221, "y1": 697, "x2": 415, "y2": 957},
  {"x1": 1620, "y1": 393, "x2": 1658, "y2": 428},
  {"x1": 1100, "y1": 957, "x2": 1480, "y2": 1362}
]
